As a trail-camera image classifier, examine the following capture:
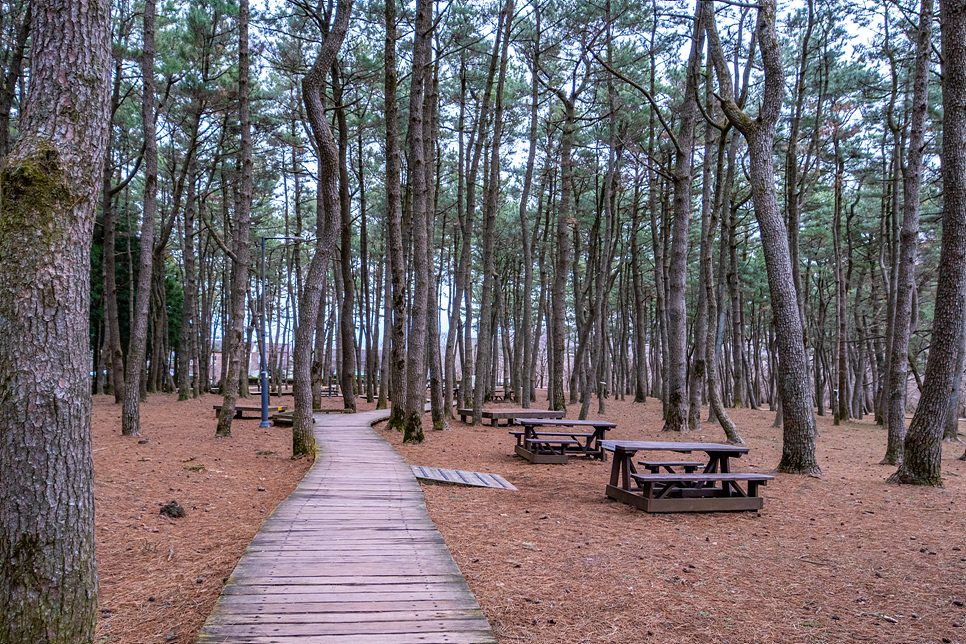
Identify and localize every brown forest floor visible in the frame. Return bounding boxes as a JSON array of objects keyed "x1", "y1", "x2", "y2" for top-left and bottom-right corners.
[{"x1": 92, "y1": 393, "x2": 966, "y2": 644}]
